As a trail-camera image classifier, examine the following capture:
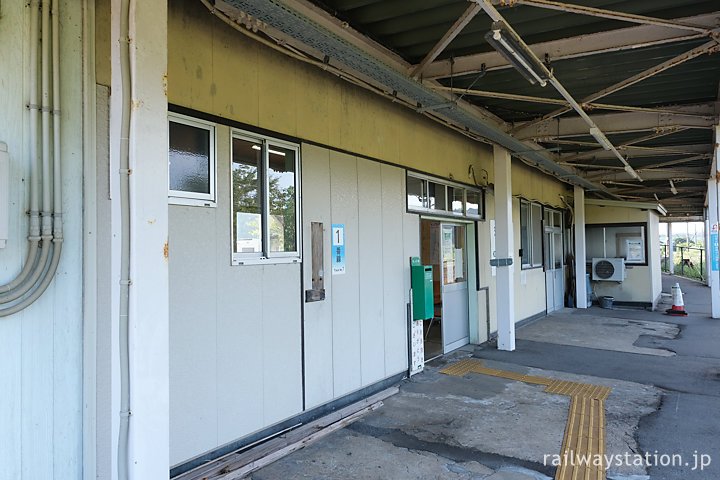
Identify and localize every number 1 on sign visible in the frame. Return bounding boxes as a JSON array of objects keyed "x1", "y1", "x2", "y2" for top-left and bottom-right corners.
[
  {"x1": 331, "y1": 224, "x2": 346, "y2": 275},
  {"x1": 332, "y1": 226, "x2": 344, "y2": 246}
]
